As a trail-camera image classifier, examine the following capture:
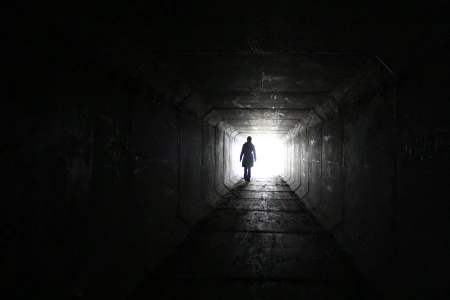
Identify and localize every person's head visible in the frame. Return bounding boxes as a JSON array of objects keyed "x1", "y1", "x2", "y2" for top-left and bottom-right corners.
[{"x1": 247, "y1": 136, "x2": 252, "y2": 142}]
